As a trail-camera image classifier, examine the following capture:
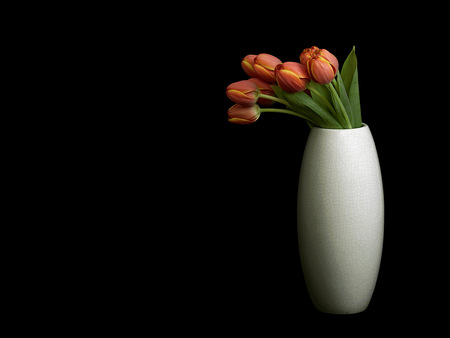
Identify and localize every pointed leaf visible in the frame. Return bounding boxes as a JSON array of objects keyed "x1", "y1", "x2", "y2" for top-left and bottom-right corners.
[
  {"x1": 341, "y1": 46, "x2": 357, "y2": 94},
  {"x1": 349, "y1": 68, "x2": 362, "y2": 127}
]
